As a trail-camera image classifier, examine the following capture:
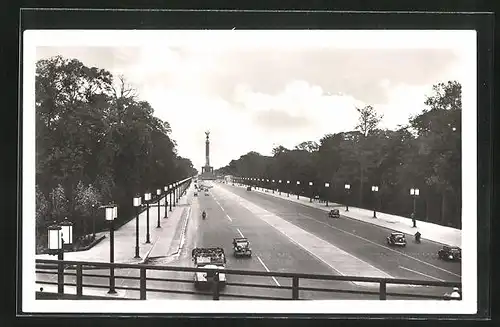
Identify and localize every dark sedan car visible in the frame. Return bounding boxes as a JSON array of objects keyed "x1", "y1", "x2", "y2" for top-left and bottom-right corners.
[
  {"x1": 328, "y1": 209, "x2": 340, "y2": 218},
  {"x1": 438, "y1": 245, "x2": 461, "y2": 261},
  {"x1": 387, "y1": 232, "x2": 407, "y2": 247}
]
